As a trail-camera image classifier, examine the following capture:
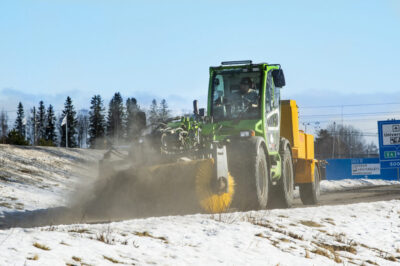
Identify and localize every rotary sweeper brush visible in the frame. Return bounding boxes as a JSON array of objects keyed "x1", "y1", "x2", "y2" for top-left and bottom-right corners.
[{"x1": 96, "y1": 60, "x2": 325, "y2": 218}]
